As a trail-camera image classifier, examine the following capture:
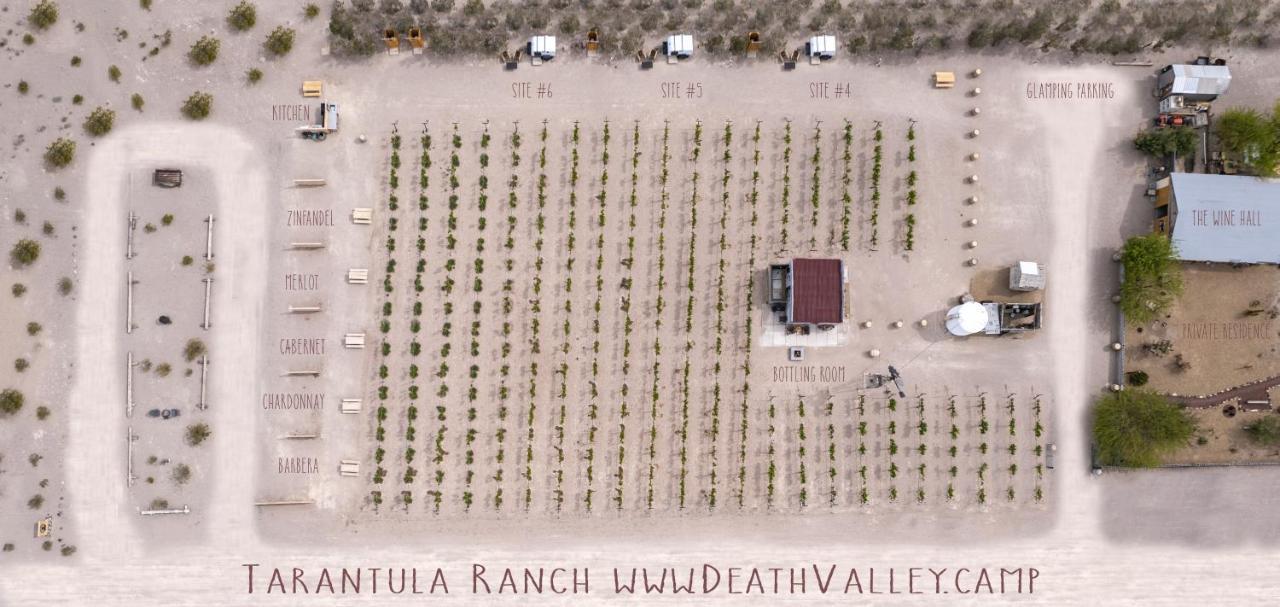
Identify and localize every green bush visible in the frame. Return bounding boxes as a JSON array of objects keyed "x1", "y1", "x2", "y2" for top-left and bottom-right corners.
[
  {"x1": 1093, "y1": 389, "x2": 1194, "y2": 467},
  {"x1": 1125, "y1": 370, "x2": 1149, "y2": 386},
  {"x1": 304, "y1": 3, "x2": 320, "y2": 19},
  {"x1": 264, "y1": 26, "x2": 295, "y2": 56},
  {"x1": 108, "y1": 64, "x2": 122, "y2": 82},
  {"x1": 10, "y1": 239, "x2": 41, "y2": 266},
  {"x1": 227, "y1": 1, "x2": 257, "y2": 31},
  {"x1": 29, "y1": 1, "x2": 59, "y2": 30},
  {"x1": 246, "y1": 67, "x2": 263, "y2": 83},
  {"x1": 1119, "y1": 233, "x2": 1183, "y2": 325},
  {"x1": 83, "y1": 106, "x2": 115, "y2": 136},
  {"x1": 181, "y1": 91, "x2": 213, "y2": 119},
  {"x1": 131, "y1": 93, "x2": 144, "y2": 111},
  {"x1": 0, "y1": 389, "x2": 24, "y2": 416},
  {"x1": 17, "y1": 80, "x2": 29, "y2": 94},
  {"x1": 1133, "y1": 127, "x2": 1197, "y2": 158},
  {"x1": 188, "y1": 35, "x2": 221, "y2": 65}
]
